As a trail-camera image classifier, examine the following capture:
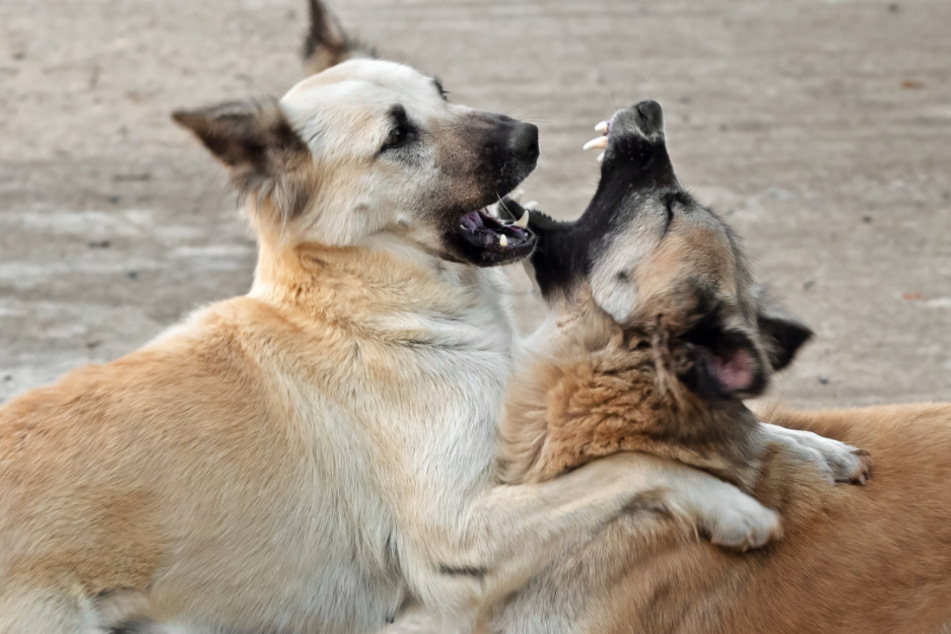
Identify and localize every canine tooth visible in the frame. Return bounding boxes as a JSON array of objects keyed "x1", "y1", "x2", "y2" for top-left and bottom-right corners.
[
  {"x1": 596, "y1": 151, "x2": 605, "y2": 163},
  {"x1": 515, "y1": 209, "x2": 530, "y2": 228},
  {"x1": 594, "y1": 121, "x2": 609, "y2": 133},
  {"x1": 499, "y1": 234, "x2": 509, "y2": 247},
  {"x1": 583, "y1": 136, "x2": 609, "y2": 151}
]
